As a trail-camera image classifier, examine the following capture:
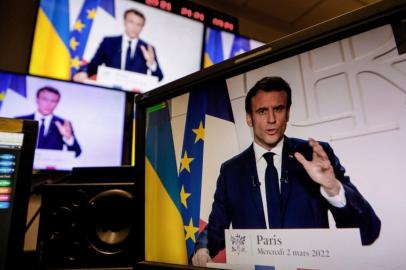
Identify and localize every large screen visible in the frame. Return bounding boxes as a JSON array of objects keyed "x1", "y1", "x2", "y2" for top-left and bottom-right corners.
[
  {"x1": 29, "y1": 0, "x2": 204, "y2": 93},
  {"x1": 0, "y1": 71, "x2": 128, "y2": 171},
  {"x1": 138, "y1": 2, "x2": 406, "y2": 269}
]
